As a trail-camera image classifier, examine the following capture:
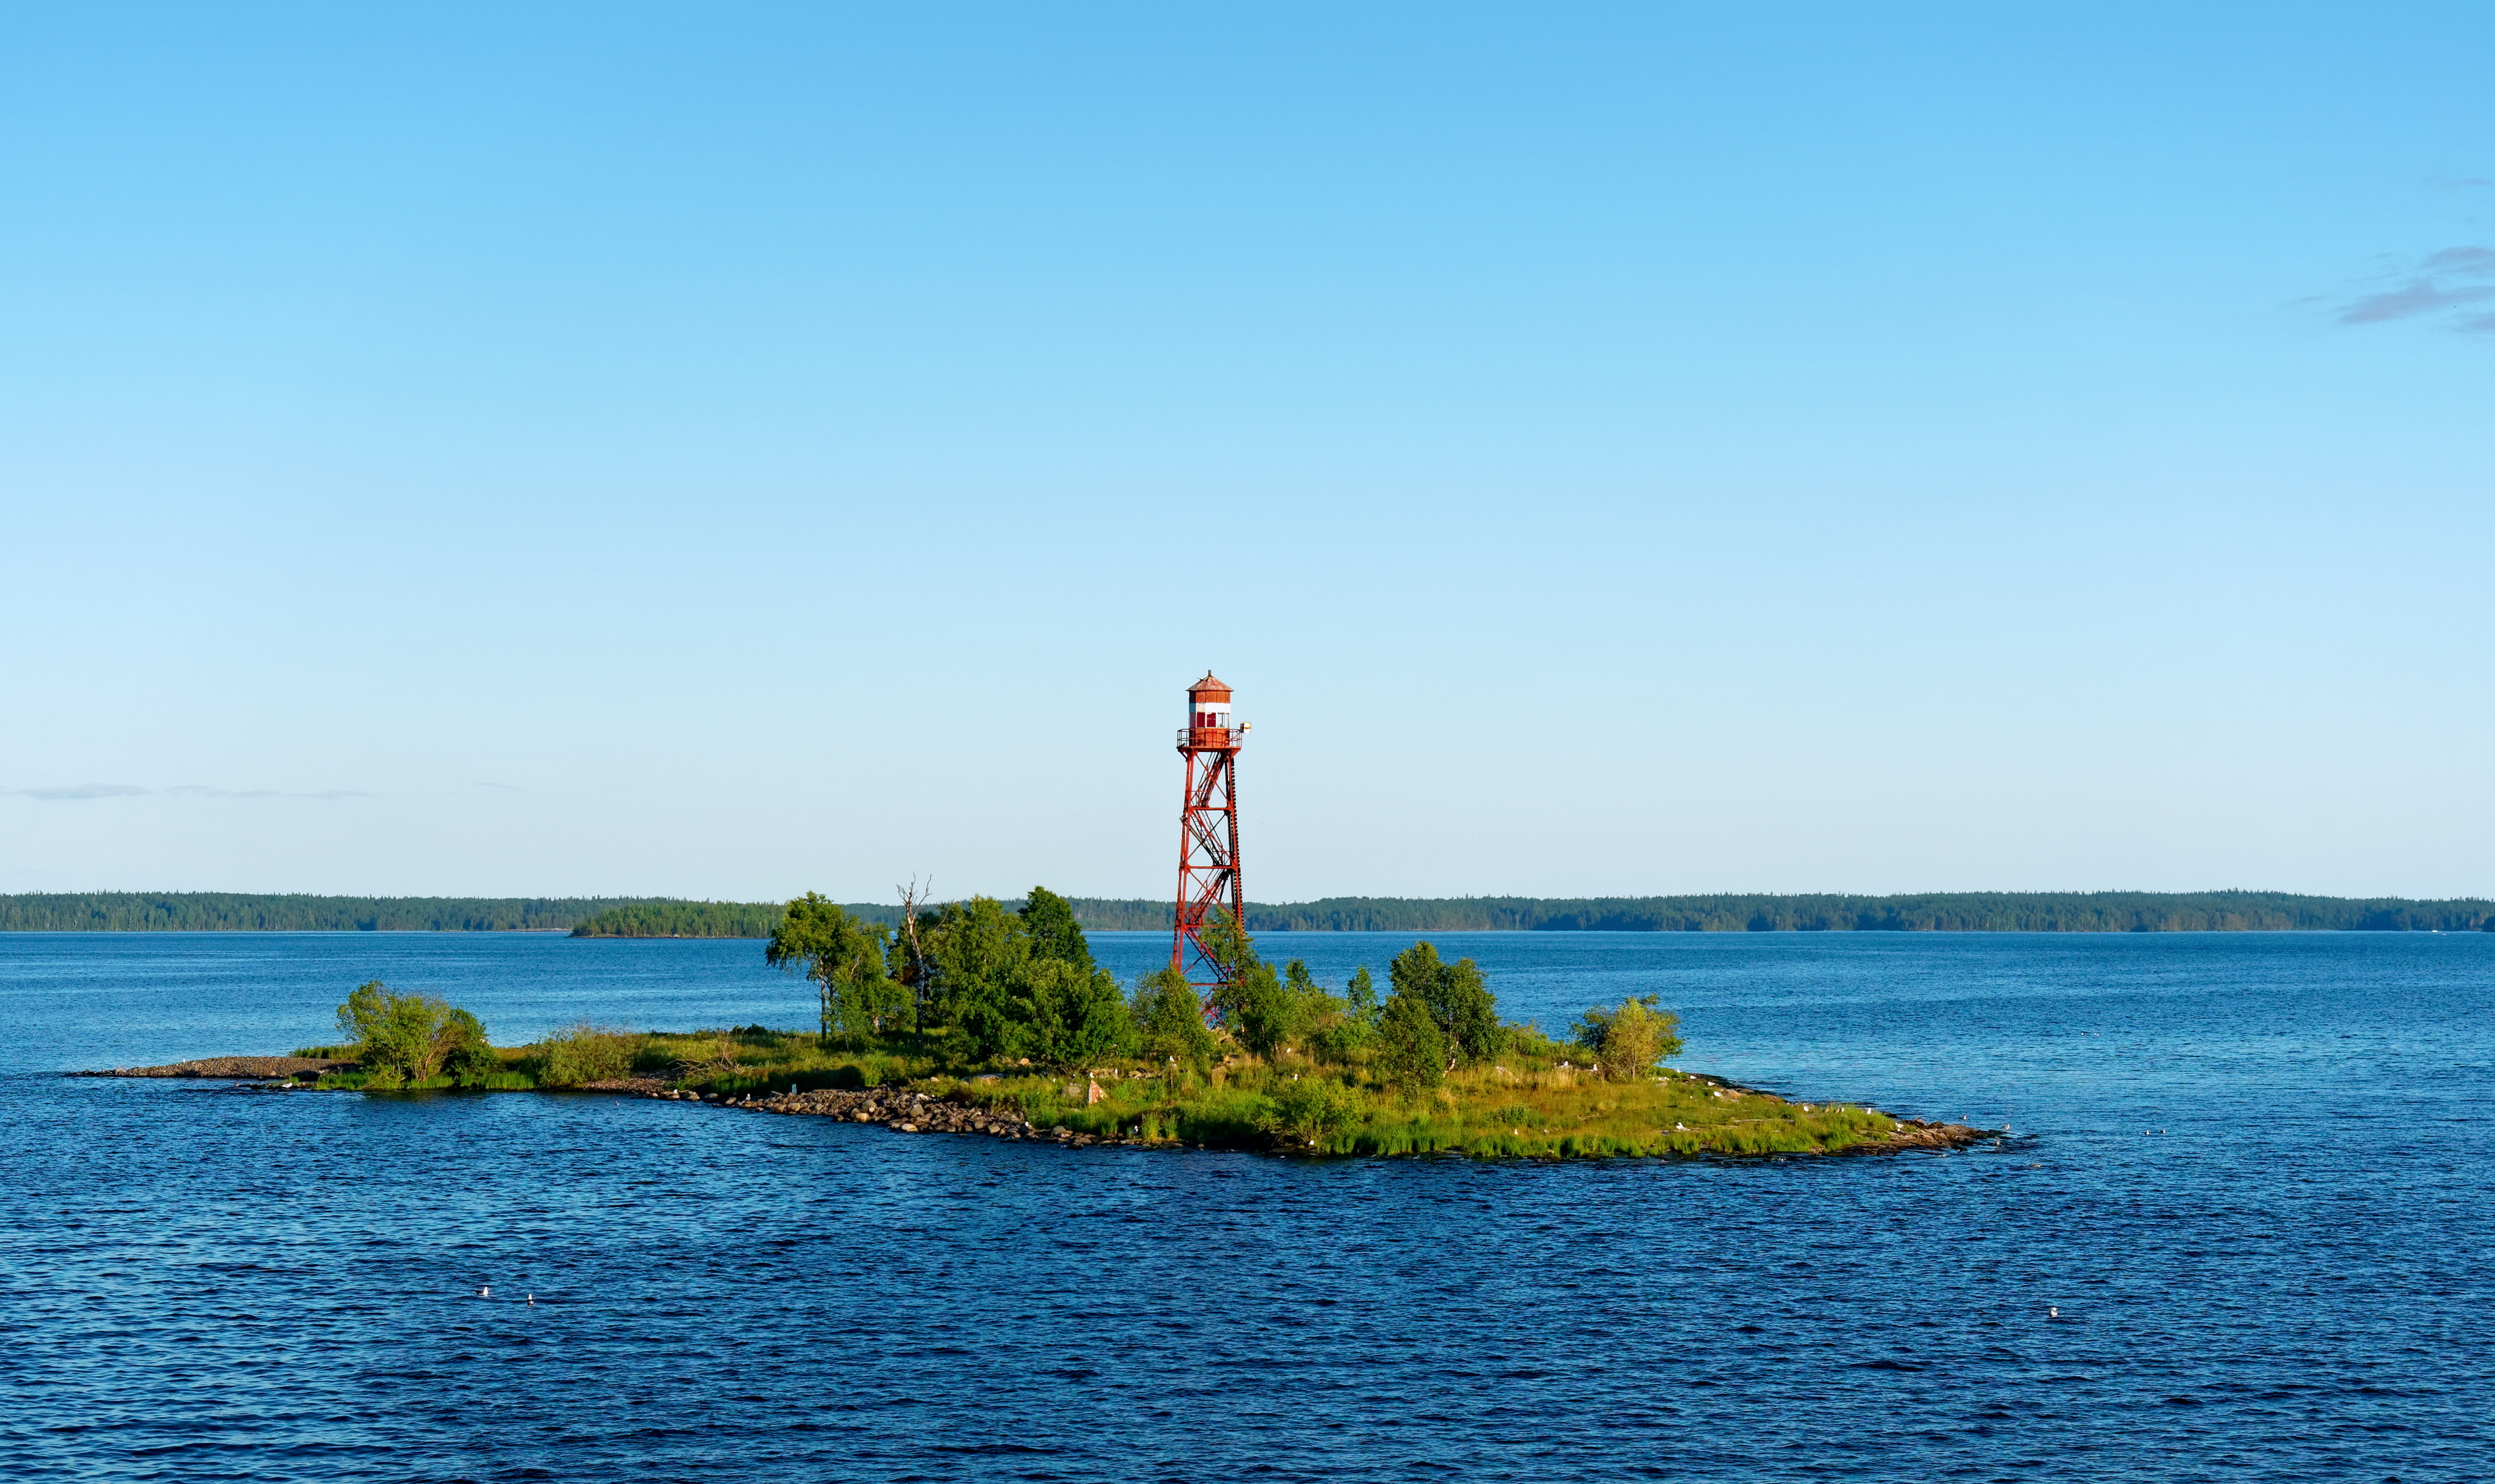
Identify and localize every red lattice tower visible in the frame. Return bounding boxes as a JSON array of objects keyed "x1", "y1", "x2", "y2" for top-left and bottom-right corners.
[{"x1": 1173, "y1": 672, "x2": 1249, "y2": 994}]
